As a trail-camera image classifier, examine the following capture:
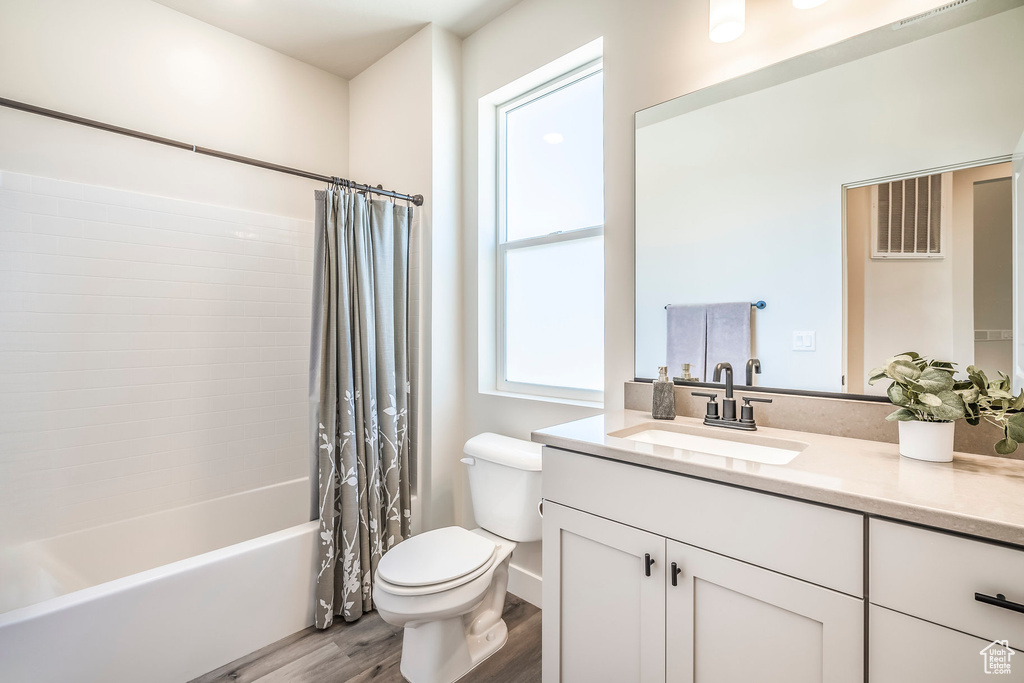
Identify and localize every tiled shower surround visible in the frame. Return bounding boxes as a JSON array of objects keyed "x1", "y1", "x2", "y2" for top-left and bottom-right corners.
[{"x1": 0, "y1": 171, "x2": 313, "y2": 546}]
